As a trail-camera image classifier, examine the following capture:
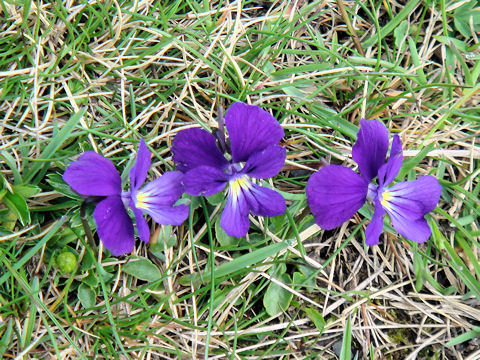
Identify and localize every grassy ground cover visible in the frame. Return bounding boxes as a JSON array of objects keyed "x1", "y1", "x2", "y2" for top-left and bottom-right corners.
[{"x1": 1, "y1": 0, "x2": 479, "y2": 358}]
